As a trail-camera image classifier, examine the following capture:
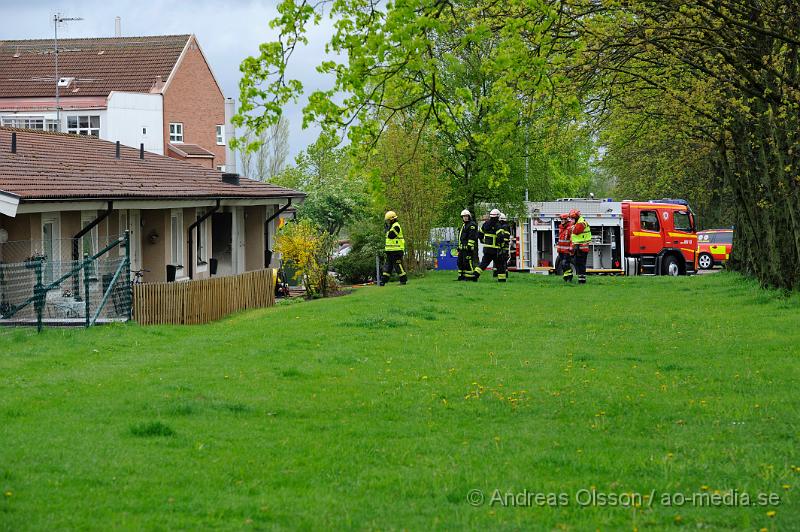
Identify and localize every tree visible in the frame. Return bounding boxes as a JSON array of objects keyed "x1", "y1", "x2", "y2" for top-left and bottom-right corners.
[
  {"x1": 238, "y1": 0, "x2": 799, "y2": 288},
  {"x1": 562, "y1": 1, "x2": 799, "y2": 288},
  {"x1": 237, "y1": 115, "x2": 290, "y2": 181},
  {"x1": 368, "y1": 119, "x2": 450, "y2": 272},
  {"x1": 236, "y1": 0, "x2": 591, "y2": 215},
  {"x1": 273, "y1": 133, "x2": 368, "y2": 236}
]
